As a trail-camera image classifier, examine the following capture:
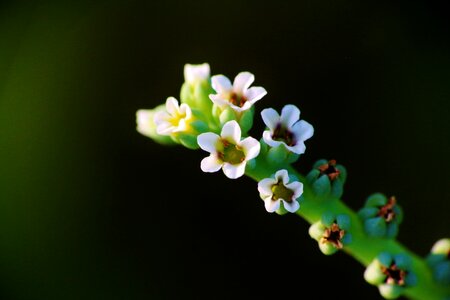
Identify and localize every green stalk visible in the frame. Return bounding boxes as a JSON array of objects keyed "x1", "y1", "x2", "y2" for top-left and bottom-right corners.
[{"x1": 246, "y1": 158, "x2": 449, "y2": 300}]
